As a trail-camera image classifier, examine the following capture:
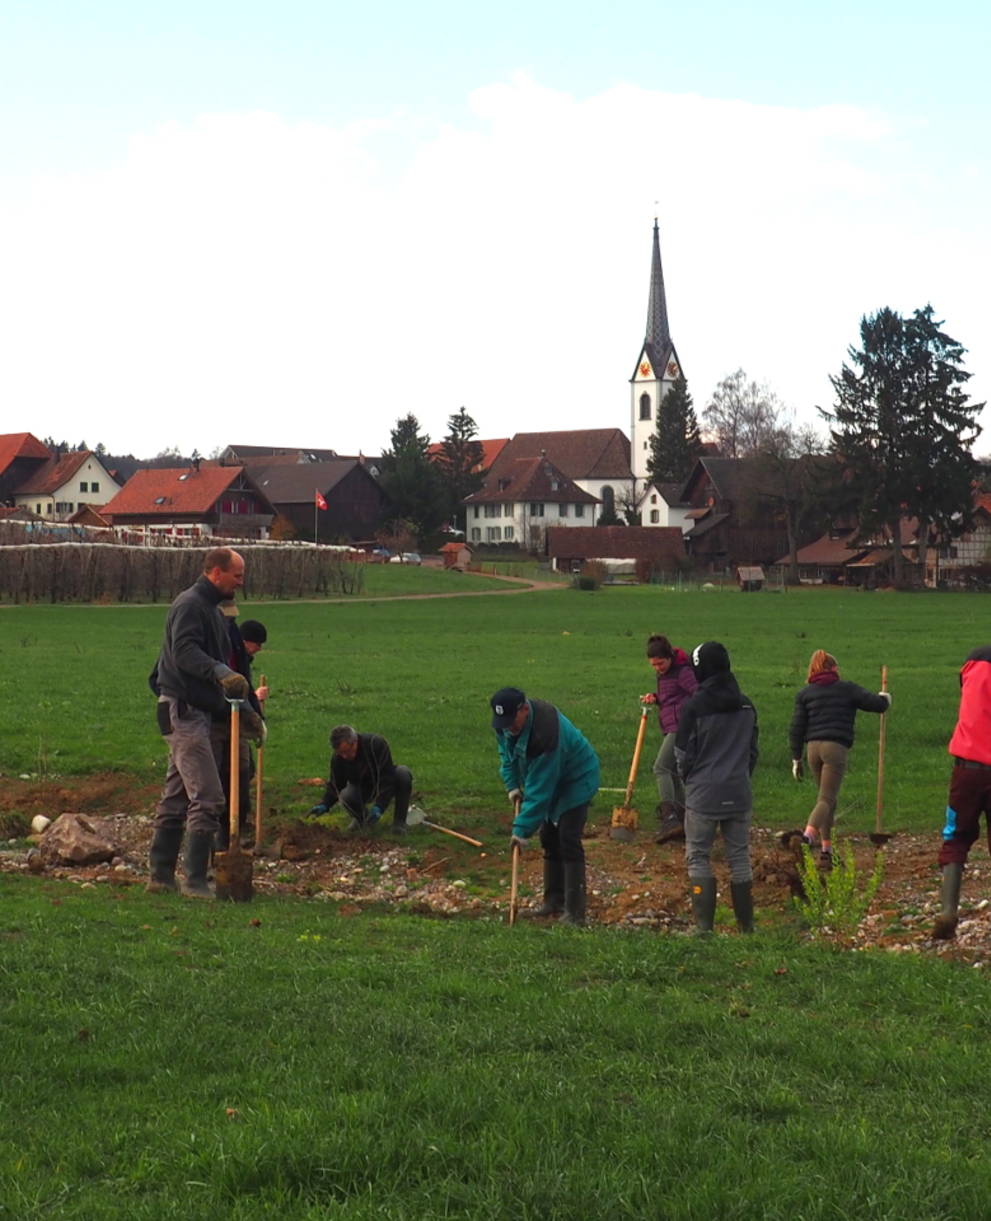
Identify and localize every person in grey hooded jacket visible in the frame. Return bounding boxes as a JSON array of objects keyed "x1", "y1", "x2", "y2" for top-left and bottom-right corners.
[{"x1": 674, "y1": 641, "x2": 759, "y2": 934}]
